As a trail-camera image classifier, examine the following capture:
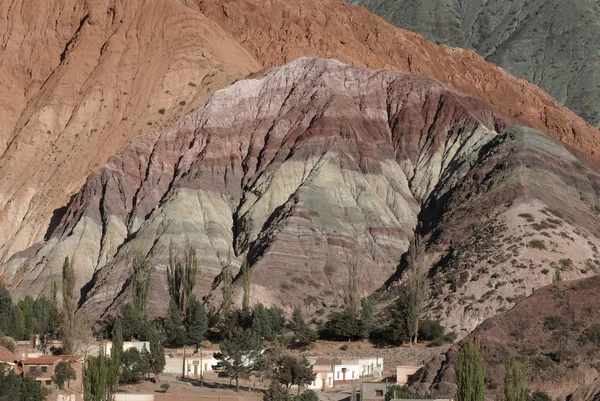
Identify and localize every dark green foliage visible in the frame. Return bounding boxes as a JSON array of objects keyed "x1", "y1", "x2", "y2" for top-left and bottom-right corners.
[
  {"x1": 418, "y1": 319, "x2": 445, "y2": 341},
  {"x1": 0, "y1": 364, "x2": 22, "y2": 401},
  {"x1": 110, "y1": 319, "x2": 123, "y2": 396},
  {"x1": 121, "y1": 303, "x2": 147, "y2": 341},
  {"x1": 148, "y1": 325, "x2": 166, "y2": 381},
  {"x1": 385, "y1": 385, "x2": 412, "y2": 401},
  {"x1": 582, "y1": 325, "x2": 600, "y2": 347},
  {"x1": 184, "y1": 295, "x2": 208, "y2": 345},
  {"x1": 84, "y1": 348, "x2": 112, "y2": 401},
  {"x1": 165, "y1": 299, "x2": 186, "y2": 347},
  {"x1": 61, "y1": 256, "x2": 77, "y2": 355},
  {"x1": 53, "y1": 362, "x2": 76, "y2": 389},
  {"x1": 297, "y1": 390, "x2": 319, "y2": 401},
  {"x1": 527, "y1": 391, "x2": 552, "y2": 401},
  {"x1": 504, "y1": 357, "x2": 526, "y2": 401},
  {"x1": 455, "y1": 336, "x2": 484, "y2": 401},
  {"x1": 0, "y1": 284, "x2": 24, "y2": 340},
  {"x1": 160, "y1": 383, "x2": 170, "y2": 393},
  {"x1": 252, "y1": 303, "x2": 285, "y2": 341},
  {"x1": 213, "y1": 326, "x2": 261, "y2": 391},
  {"x1": 289, "y1": 308, "x2": 317, "y2": 345},
  {"x1": 360, "y1": 300, "x2": 376, "y2": 338},
  {"x1": 241, "y1": 251, "x2": 251, "y2": 316},
  {"x1": 321, "y1": 308, "x2": 362, "y2": 341},
  {"x1": 273, "y1": 355, "x2": 316, "y2": 395},
  {"x1": 120, "y1": 348, "x2": 150, "y2": 384},
  {"x1": 265, "y1": 382, "x2": 292, "y2": 401},
  {"x1": 19, "y1": 376, "x2": 44, "y2": 401},
  {"x1": 388, "y1": 292, "x2": 413, "y2": 344},
  {"x1": 167, "y1": 243, "x2": 198, "y2": 316}
]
